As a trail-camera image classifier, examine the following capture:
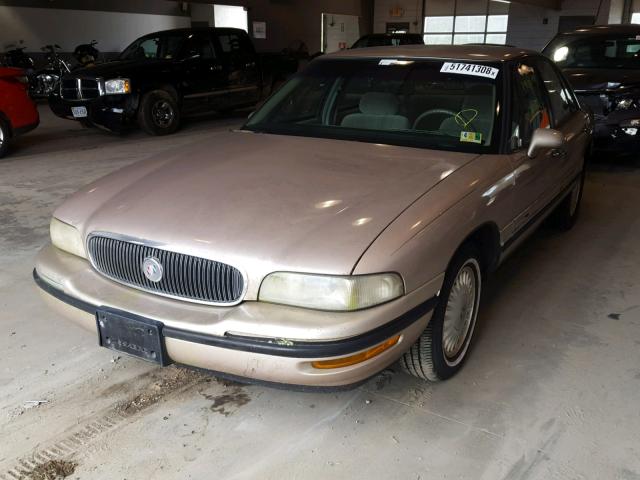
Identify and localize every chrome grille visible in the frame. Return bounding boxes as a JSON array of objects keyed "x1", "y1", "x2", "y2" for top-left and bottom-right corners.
[
  {"x1": 87, "y1": 235, "x2": 244, "y2": 305},
  {"x1": 60, "y1": 77, "x2": 101, "y2": 100}
]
